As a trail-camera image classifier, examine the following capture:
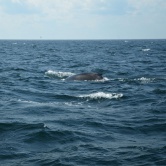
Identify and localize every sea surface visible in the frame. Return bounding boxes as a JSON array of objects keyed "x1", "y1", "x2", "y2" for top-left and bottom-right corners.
[{"x1": 0, "y1": 40, "x2": 166, "y2": 166}]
